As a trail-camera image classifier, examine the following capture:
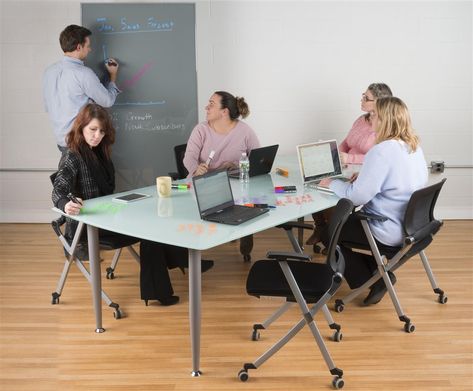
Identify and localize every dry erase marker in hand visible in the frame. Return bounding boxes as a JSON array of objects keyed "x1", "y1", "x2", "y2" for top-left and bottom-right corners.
[
  {"x1": 67, "y1": 193, "x2": 83, "y2": 205},
  {"x1": 206, "y1": 150, "x2": 215, "y2": 165}
]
